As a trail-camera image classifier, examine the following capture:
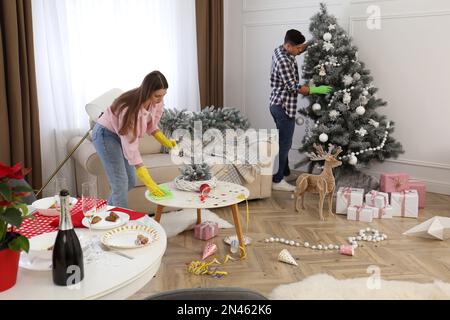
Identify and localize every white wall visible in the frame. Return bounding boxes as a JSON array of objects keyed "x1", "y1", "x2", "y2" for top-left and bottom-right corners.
[{"x1": 224, "y1": 0, "x2": 450, "y2": 195}]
